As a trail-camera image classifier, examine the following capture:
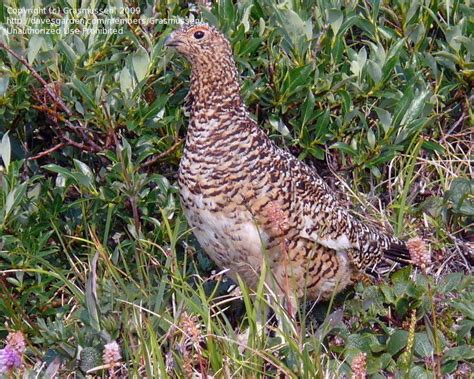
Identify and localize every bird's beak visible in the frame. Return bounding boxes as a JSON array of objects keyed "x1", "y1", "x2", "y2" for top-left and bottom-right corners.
[{"x1": 164, "y1": 32, "x2": 181, "y2": 47}]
